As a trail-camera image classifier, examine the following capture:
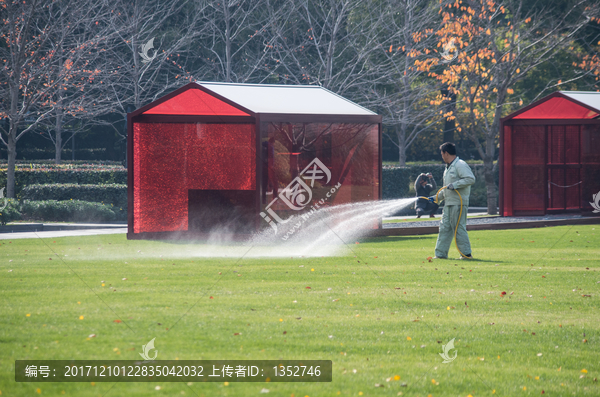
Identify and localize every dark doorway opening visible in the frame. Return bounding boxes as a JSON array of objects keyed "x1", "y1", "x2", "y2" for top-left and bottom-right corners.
[{"x1": 188, "y1": 190, "x2": 256, "y2": 234}]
